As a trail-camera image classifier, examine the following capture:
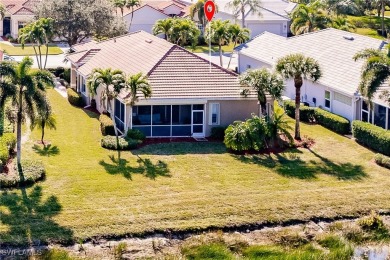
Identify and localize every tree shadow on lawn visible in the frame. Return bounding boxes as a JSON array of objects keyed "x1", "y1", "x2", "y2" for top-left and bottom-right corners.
[
  {"x1": 134, "y1": 142, "x2": 227, "y2": 155},
  {"x1": 32, "y1": 144, "x2": 60, "y2": 157},
  {"x1": 99, "y1": 155, "x2": 171, "y2": 180},
  {"x1": 234, "y1": 148, "x2": 368, "y2": 180},
  {"x1": 0, "y1": 184, "x2": 74, "y2": 247}
]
